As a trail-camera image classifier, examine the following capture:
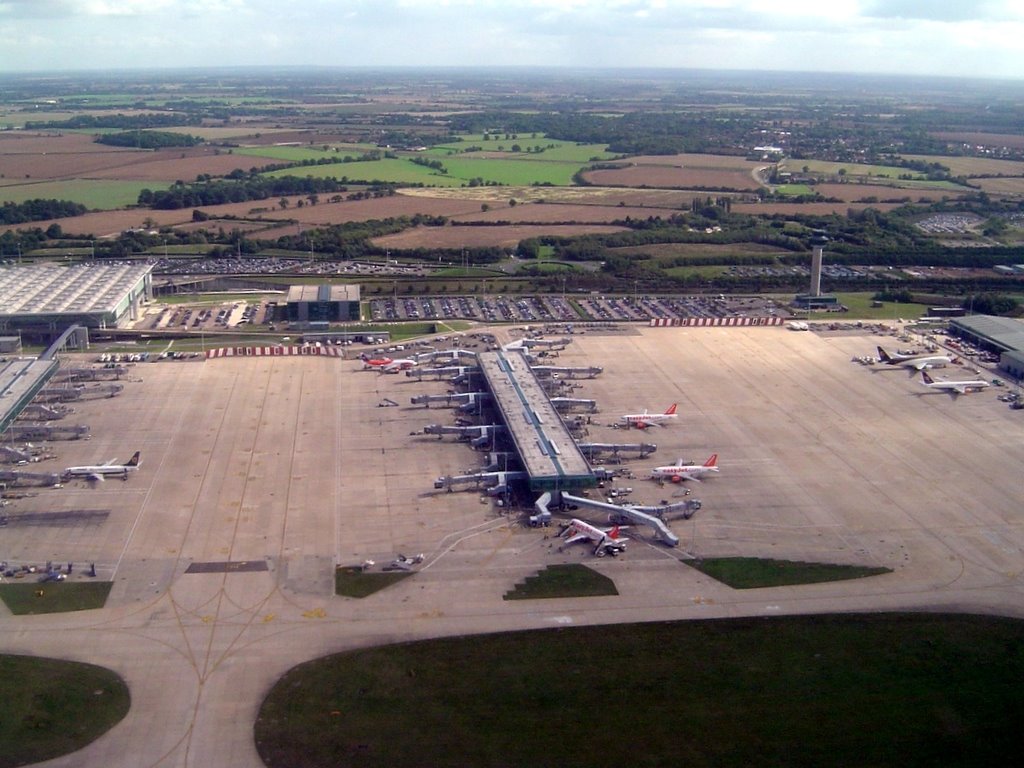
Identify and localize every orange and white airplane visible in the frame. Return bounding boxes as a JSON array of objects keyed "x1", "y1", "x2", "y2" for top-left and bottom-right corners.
[
  {"x1": 650, "y1": 454, "x2": 719, "y2": 483},
  {"x1": 620, "y1": 403, "x2": 677, "y2": 429},
  {"x1": 359, "y1": 353, "x2": 393, "y2": 369},
  {"x1": 380, "y1": 359, "x2": 417, "y2": 373},
  {"x1": 558, "y1": 518, "x2": 628, "y2": 557}
]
